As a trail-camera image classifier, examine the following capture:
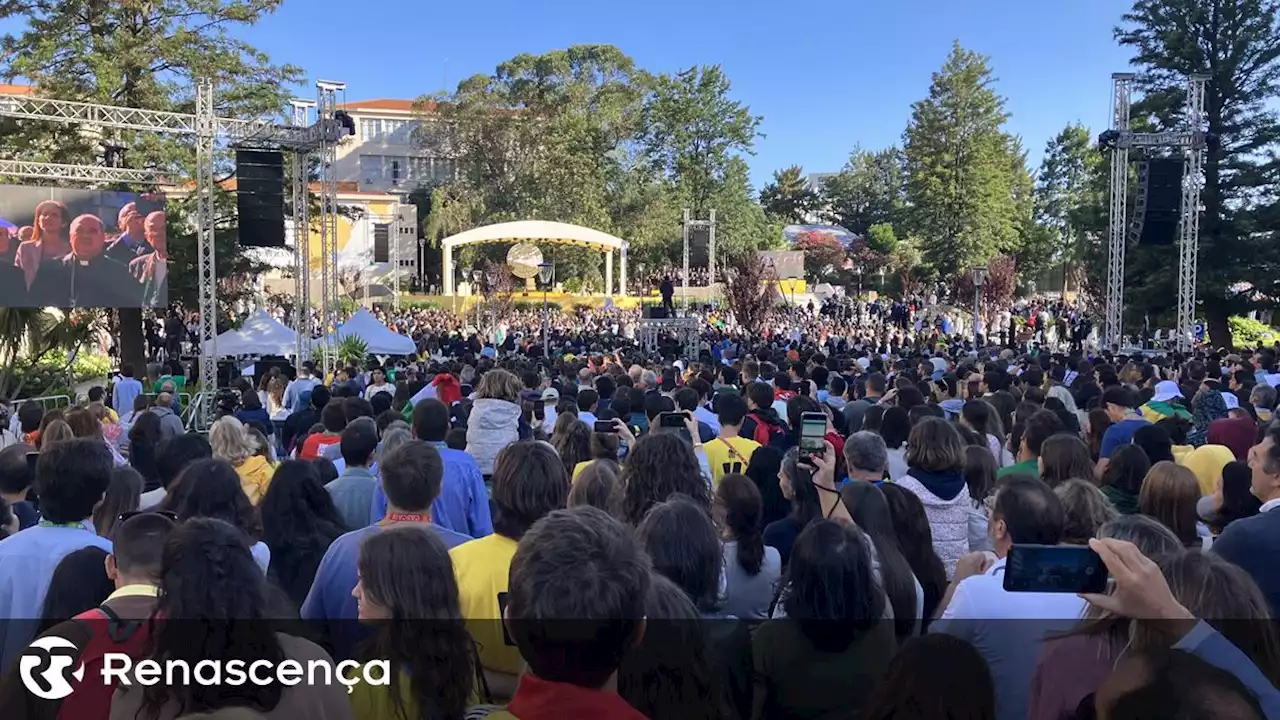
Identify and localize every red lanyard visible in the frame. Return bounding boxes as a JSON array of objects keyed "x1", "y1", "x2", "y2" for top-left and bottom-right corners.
[{"x1": 385, "y1": 513, "x2": 426, "y2": 523}]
